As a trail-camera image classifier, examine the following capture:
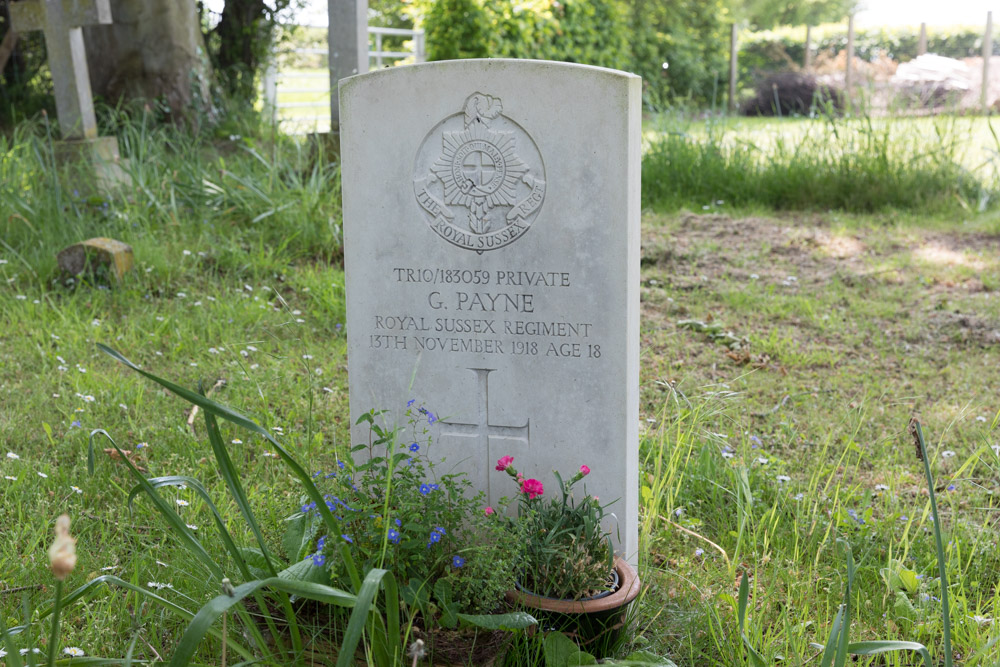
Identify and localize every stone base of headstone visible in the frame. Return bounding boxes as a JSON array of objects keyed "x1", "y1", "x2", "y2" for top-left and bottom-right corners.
[
  {"x1": 57, "y1": 237, "x2": 134, "y2": 280},
  {"x1": 53, "y1": 136, "x2": 130, "y2": 192}
]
